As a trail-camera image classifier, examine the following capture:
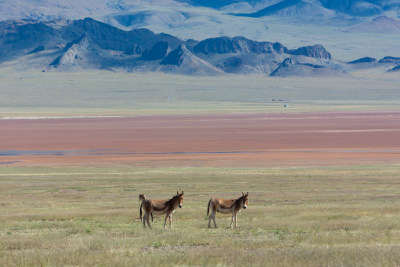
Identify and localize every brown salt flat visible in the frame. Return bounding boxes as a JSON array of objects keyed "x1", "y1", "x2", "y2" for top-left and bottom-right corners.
[{"x1": 1, "y1": 111, "x2": 400, "y2": 167}]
